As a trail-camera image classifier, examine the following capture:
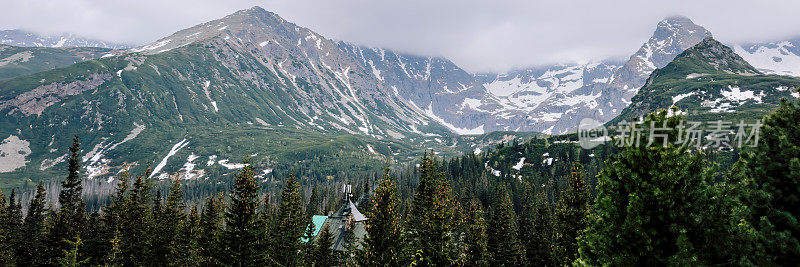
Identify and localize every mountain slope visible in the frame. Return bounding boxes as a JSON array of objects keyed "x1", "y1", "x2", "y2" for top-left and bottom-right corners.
[
  {"x1": 0, "y1": 44, "x2": 111, "y2": 80},
  {"x1": 0, "y1": 7, "x2": 481, "y2": 187},
  {"x1": 0, "y1": 29, "x2": 132, "y2": 49},
  {"x1": 734, "y1": 37, "x2": 800, "y2": 77},
  {"x1": 475, "y1": 16, "x2": 711, "y2": 134},
  {"x1": 611, "y1": 37, "x2": 800, "y2": 123}
]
